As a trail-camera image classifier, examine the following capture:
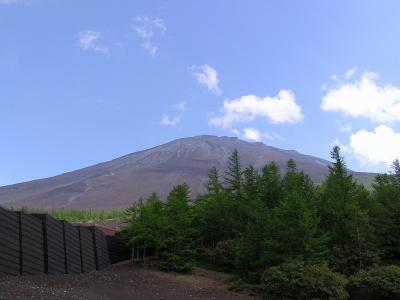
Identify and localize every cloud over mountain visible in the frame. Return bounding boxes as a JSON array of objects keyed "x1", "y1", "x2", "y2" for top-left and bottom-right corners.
[
  {"x1": 350, "y1": 125, "x2": 400, "y2": 167},
  {"x1": 211, "y1": 90, "x2": 303, "y2": 128},
  {"x1": 322, "y1": 71, "x2": 400, "y2": 123},
  {"x1": 191, "y1": 65, "x2": 222, "y2": 95}
]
